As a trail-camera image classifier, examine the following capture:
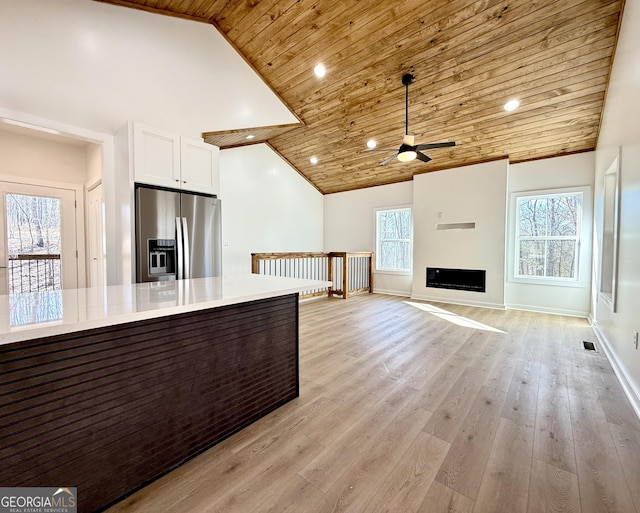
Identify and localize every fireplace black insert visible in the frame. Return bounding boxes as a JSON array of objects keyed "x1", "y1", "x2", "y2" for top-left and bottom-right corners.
[{"x1": 426, "y1": 267, "x2": 486, "y2": 292}]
